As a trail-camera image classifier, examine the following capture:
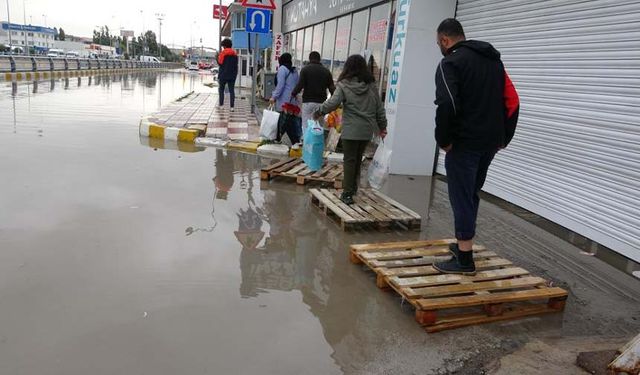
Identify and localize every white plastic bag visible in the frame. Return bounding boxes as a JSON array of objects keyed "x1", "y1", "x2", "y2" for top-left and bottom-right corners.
[
  {"x1": 257, "y1": 143, "x2": 290, "y2": 156},
  {"x1": 368, "y1": 139, "x2": 391, "y2": 190},
  {"x1": 260, "y1": 106, "x2": 280, "y2": 140}
]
